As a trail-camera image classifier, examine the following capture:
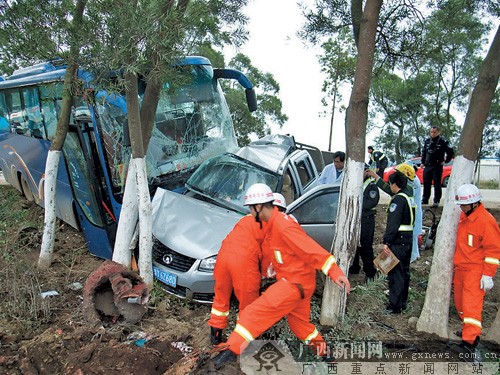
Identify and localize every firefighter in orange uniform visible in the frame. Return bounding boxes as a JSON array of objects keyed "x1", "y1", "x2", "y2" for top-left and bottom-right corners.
[
  {"x1": 212, "y1": 183, "x2": 350, "y2": 367},
  {"x1": 208, "y1": 214, "x2": 267, "y2": 345},
  {"x1": 453, "y1": 184, "x2": 500, "y2": 354}
]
